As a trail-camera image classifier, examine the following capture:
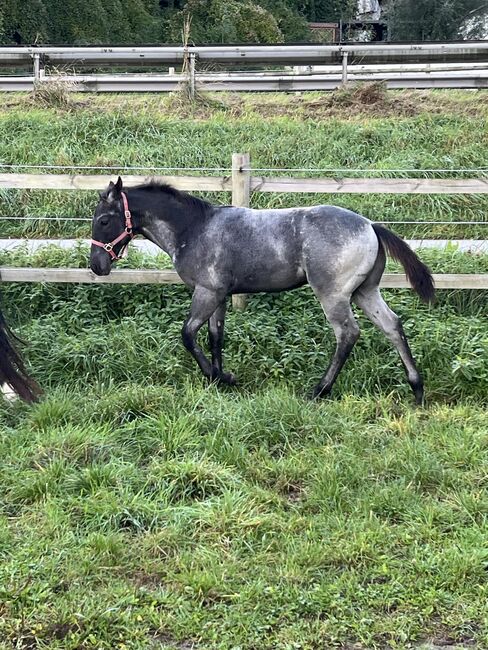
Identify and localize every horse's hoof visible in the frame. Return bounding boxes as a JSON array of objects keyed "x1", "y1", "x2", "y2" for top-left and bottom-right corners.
[
  {"x1": 310, "y1": 384, "x2": 330, "y2": 400},
  {"x1": 219, "y1": 371, "x2": 237, "y2": 387},
  {"x1": 209, "y1": 370, "x2": 237, "y2": 387}
]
